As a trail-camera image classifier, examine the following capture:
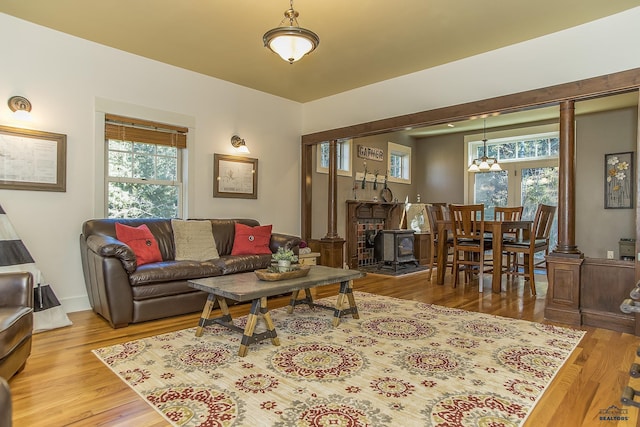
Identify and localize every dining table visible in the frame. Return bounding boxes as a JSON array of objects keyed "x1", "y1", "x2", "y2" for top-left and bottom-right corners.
[{"x1": 435, "y1": 219, "x2": 534, "y2": 293}]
